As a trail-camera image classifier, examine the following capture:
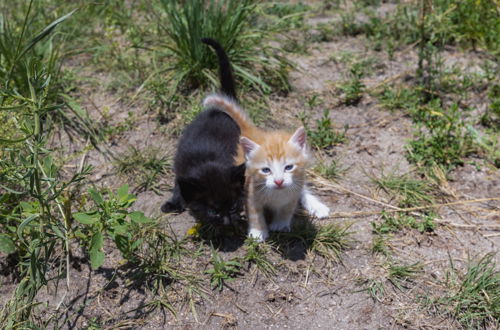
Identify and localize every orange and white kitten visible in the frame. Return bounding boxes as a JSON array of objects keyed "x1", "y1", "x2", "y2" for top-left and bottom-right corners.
[{"x1": 203, "y1": 95, "x2": 330, "y2": 241}]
